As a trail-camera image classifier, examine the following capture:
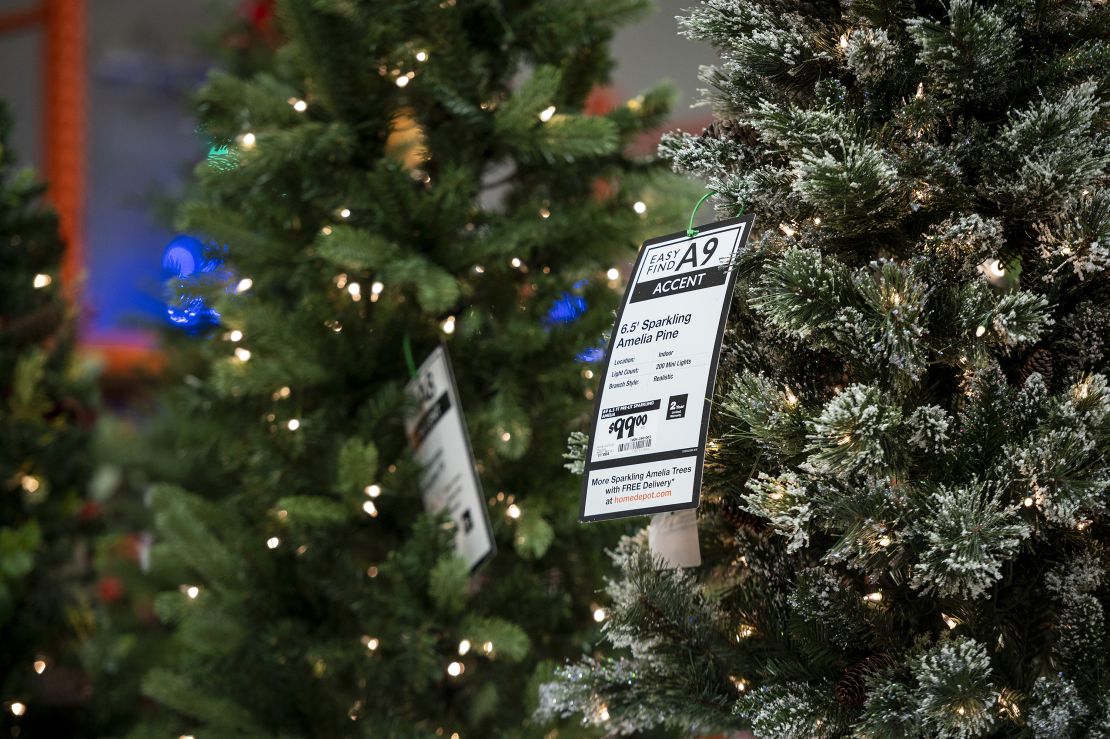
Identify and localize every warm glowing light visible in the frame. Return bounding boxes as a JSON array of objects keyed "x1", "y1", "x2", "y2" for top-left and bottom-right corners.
[
  {"x1": 362, "y1": 635, "x2": 380, "y2": 651},
  {"x1": 348, "y1": 282, "x2": 362, "y2": 299},
  {"x1": 1023, "y1": 496, "x2": 1035, "y2": 507},
  {"x1": 396, "y1": 75, "x2": 410, "y2": 88},
  {"x1": 975, "y1": 325, "x2": 987, "y2": 338},
  {"x1": 838, "y1": 434, "x2": 853, "y2": 446},
  {"x1": 864, "y1": 592, "x2": 883, "y2": 603},
  {"x1": 416, "y1": 50, "x2": 428, "y2": 62},
  {"x1": 784, "y1": 386, "x2": 798, "y2": 406},
  {"x1": 916, "y1": 82, "x2": 925, "y2": 99},
  {"x1": 236, "y1": 277, "x2": 253, "y2": 293},
  {"x1": 473, "y1": 265, "x2": 485, "y2": 274},
  {"x1": 33, "y1": 660, "x2": 46, "y2": 675},
  {"x1": 583, "y1": 369, "x2": 594, "y2": 379},
  {"x1": 363, "y1": 500, "x2": 379, "y2": 517},
  {"x1": 447, "y1": 661, "x2": 464, "y2": 677},
  {"x1": 987, "y1": 259, "x2": 1006, "y2": 278},
  {"x1": 10, "y1": 702, "x2": 26, "y2": 717},
  {"x1": 32, "y1": 273, "x2": 52, "y2": 288},
  {"x1": 266, "y1": 537, "x2": 280, "y2": 549},
  {"x1": 606, "y1": 267, "x2": 620, "y2": 281},
  {"x1": 737, "y1": 624, "x2": 756, "y2": 639},
  {"x1": 229, "y1": 329, "x2": 243, "y2": 342},
  {"x1": 458, "y1": 640, "x2": 471, "y2": 655},
  {"x1": 482, "y1": 641, "x2": 493, "y2": 654},
  {"x1": 186, "y1": 586, "x2": 200, "y2": 599},
  {"x1": 942, "y1": 613, "x2": 960, "y2": 629},
  {"x1": 839, "y1": 33, "x2": 850, "y2": 48},
  {"x1": 241, "y1": 132, "x2": 256, "y2": 148},
  {"x1": 442, "y1": 316, "x2": 456, "y2": 335},
  {"x1": 322, "y1": 226, "x2": 333, "y2": 235},
  {"x1": 593, "y1": 607, "x2": 607, "y2": 623},
  {"x1": 539, "y1": 207, "x2": 551, "y2": 219},
  {"x1": 890, "y1": 291, "x2": 902, "y2": 305},
  {"x1": 367, "y1": 565, "x2": 379, "y2": 578},
  {"x1": 878, "y1": 535, "x2": 892, "y2": 548},
  {"x1": 500, "y1": 431, "x2": 512, "y2": 442},
  {"x1": 365, "y1": 484, "x2": 382, "y2": 498},
  {"x1": 779, "y1": 222, "x2": 796, "y2": 237},
  {"x1": 371, "y1": 281, "x2": 384, "y2": 295},
  {"x1": 293, "y1": 99, "x2": 308, "y2": 112},
  {"x1": 538, "y1": 105, "x2": 556, "y2": 122},
  {"x1": 813, "y1": 216, "x2": 822, "y2": 226},
  {"x1": 731, "y1": 676, "x2": 749, "y2": 692},
  {"x1": 511, "y1": 257, "x2": 523, "y2": 268},
  {"x1": 597, "y1": 705, "x2": 610, "y2": 721},
  {"x1": 339, "y1": 208, "x2": 351, "y2": 218},
  {"x1": 234, "y1": 347, "x2": 252, "y2": 362},
  {"x1": 287, "y1": 419, "x2": 300, "y2": 431},
  {"x1": 277, "y1": 386, "x2": 291, "y2": 399},
  {"x1": 633, "y1": 201, "x2": 647, "y2": 214},
  {"x1": 20, "y1": 476, "x2": 40, "y2": 493},
  {"x1": 507, "y1": 504, "x2": 522, "y2": 519}
]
